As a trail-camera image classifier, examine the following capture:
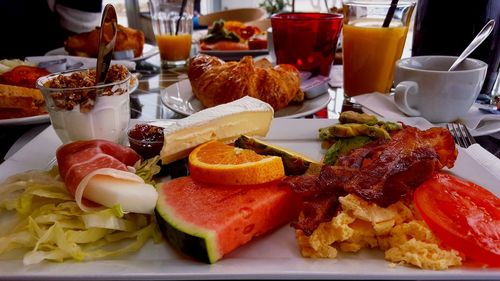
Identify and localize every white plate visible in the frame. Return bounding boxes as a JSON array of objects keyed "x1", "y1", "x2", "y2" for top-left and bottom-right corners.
[
  {"x1": 0, "y1": 114, "x2": 49, "y2": 126},
  {"x1": 160, "y1": 79, "x2": 331, "y2": 118},
  {"x1": 0, "y1": 119, "x2": 499, "y2": 280},
  {"x1": 45, "y1": 44, "x2": 159, "y2": 62},
  {"x1": 199, "y1": 49, "x2": 269, "y2": 61}
]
